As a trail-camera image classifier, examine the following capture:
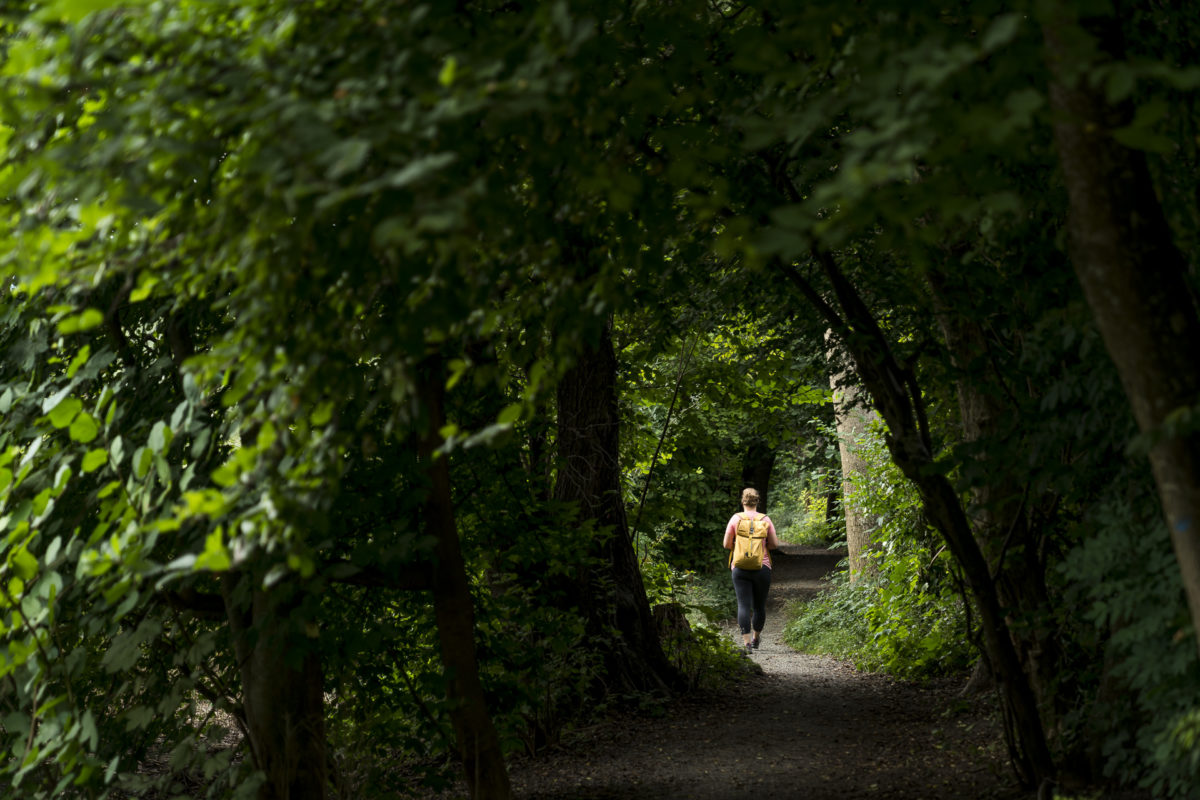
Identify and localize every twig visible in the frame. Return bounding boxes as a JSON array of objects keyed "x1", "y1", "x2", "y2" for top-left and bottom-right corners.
[
  {"x1": 989, "y1": 483, "x2": 1031, "y2": 583},
  {"x1": 631, "y1": 332, "x2": 700, "y2": 561}
]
